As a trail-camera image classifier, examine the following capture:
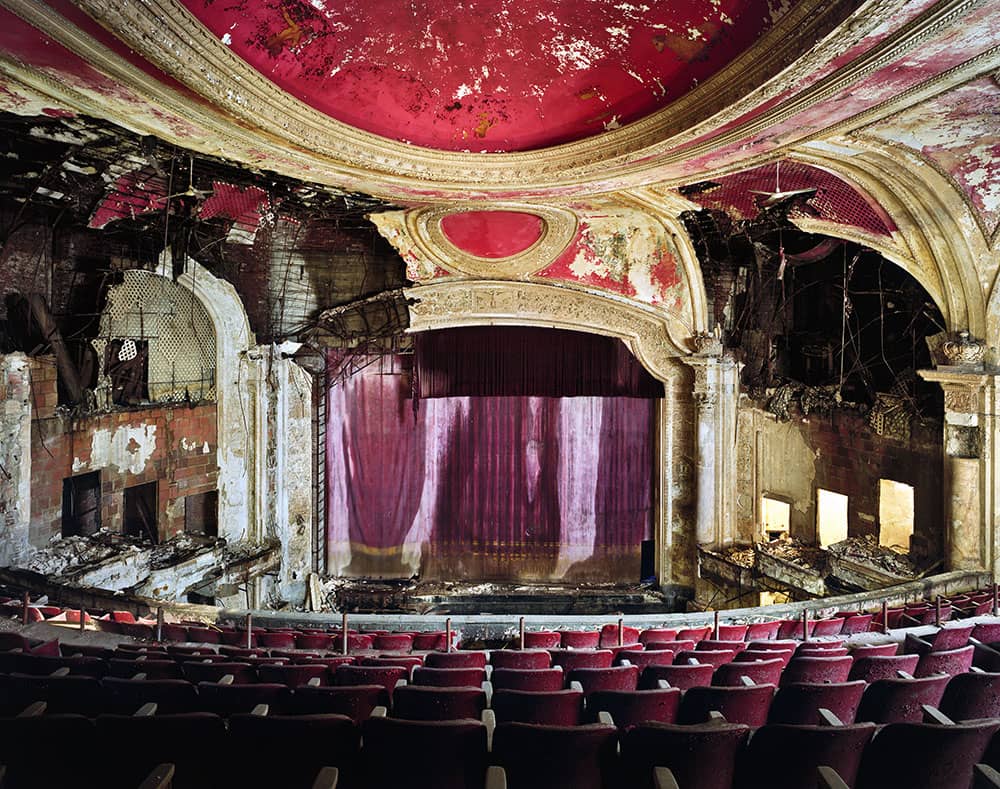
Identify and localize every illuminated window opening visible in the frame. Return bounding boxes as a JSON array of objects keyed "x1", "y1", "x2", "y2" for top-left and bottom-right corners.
[
  {"x1": 879, "y1": 479, "x2": 914, "y2": 551},
  {"x1": 760, "y1": 495, "x2": 791, "y2": 542},
  {"x1": 817, "y1": 488, "x2": 849, "y2": 548}
]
